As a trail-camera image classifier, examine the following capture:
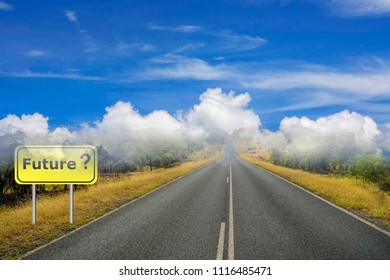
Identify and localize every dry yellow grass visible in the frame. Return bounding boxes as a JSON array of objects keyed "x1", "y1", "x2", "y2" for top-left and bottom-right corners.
[
  {"x1": 240, "y1": 154, "x2": 390, "y2": 230},
  {"x1": 0, "y1": 148, "x2": 221, "y2": 260}
]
